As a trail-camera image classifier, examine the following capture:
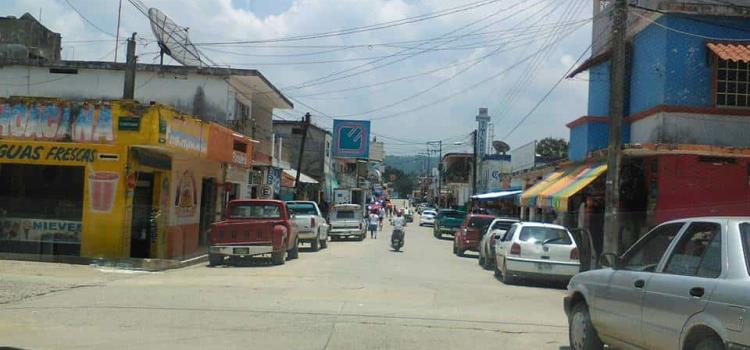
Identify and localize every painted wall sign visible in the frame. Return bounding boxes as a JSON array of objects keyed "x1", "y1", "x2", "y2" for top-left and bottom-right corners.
[
  {"x1": 175, "y1": 170, "x2": 197, "y2": 217},
  {"x1": 332, "y1": 119, "x2": 371, "y2": 158},
  {"x1": 0, "y1": 143, "x2": 96, "y2": 162},
  {"x1": 0, "y1": 102, "x2": 114, "y2": 143},
  {"x1": 88, "y1": 171, "x2": 119, "y2": 213},
  {"x1": 0, "y1": 217, "x2": 82, "y2": 243},
  {"x1": 232, "y1": 150, "x2": 247, "y2": 166},
  {"x1": 166, "y1": 118, "x2": 207, "y2": 154}
]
